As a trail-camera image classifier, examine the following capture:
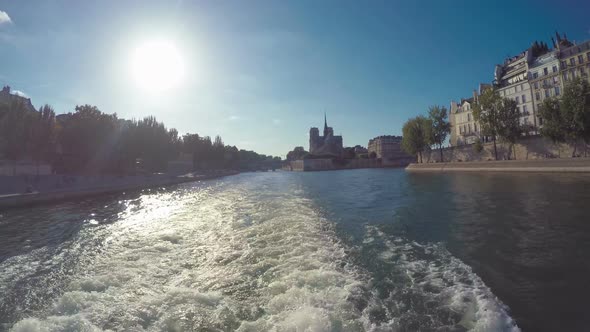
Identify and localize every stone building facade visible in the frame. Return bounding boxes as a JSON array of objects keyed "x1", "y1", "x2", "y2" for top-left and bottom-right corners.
[
  {"x1": 367, "y1": 135, "x2": 414, "y2": 165},
  {"x1": 528, "y1": 49, "x2": 563, "y2": 128},
  {"x1": 449, "y1": 32, "x2": 590, "y2": 147},
  {"x1": 449, "y1": 84, "x2": 490, "y2": 146},
  {"x1": 309, "y1": 114, "x2": 343, "y2": 157},
  {"x1": 495, "y1": 51, "x2": 536, "y2": 131},
  {"x1": 450, "y1": 97, "x2": 478, "y2": 146},
  {"x1": 558, "y1": 39, "x2": 590, "y2": 87}
]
